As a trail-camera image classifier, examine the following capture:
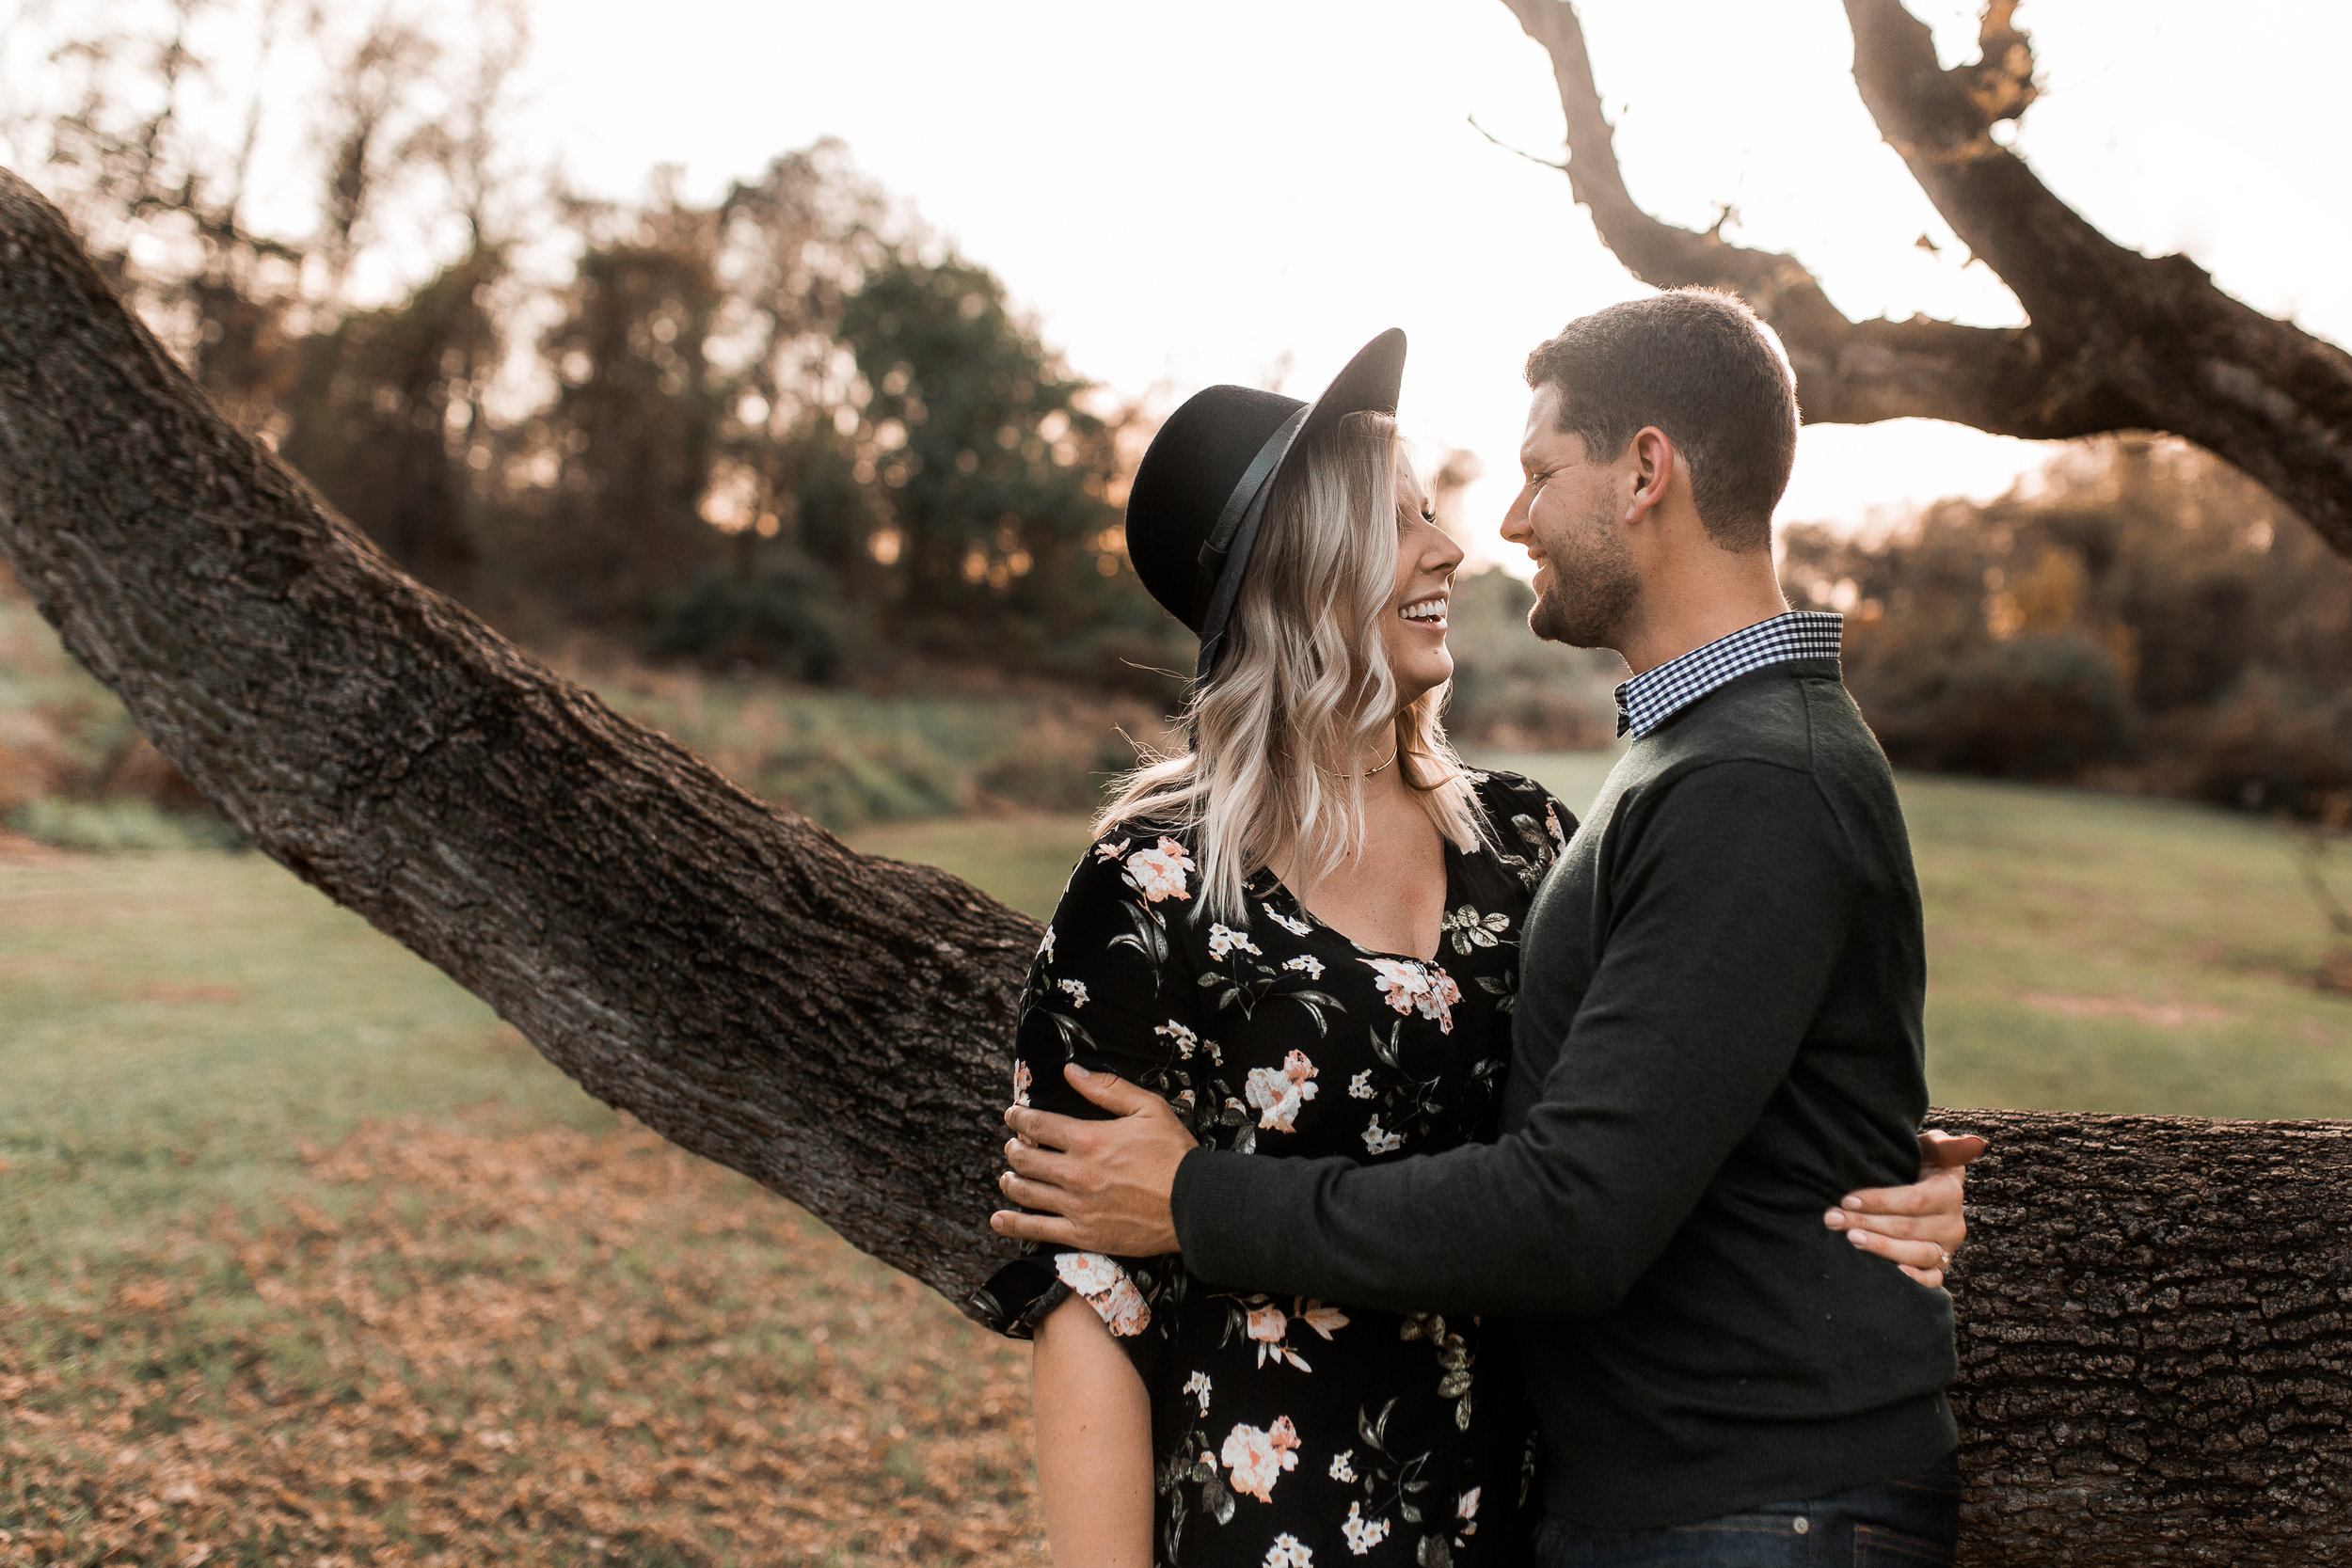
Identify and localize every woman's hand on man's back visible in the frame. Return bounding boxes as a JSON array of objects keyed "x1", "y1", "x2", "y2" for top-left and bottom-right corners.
[{"x1": 1822, "y1": 1129, "x2": 1986, "y2": 1289}]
